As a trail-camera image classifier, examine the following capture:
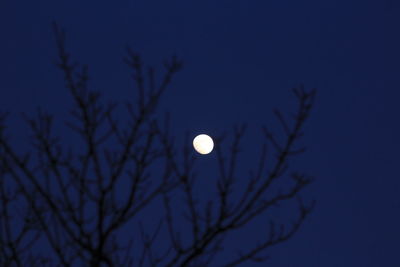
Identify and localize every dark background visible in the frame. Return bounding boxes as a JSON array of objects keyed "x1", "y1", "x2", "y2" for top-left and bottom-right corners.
[{"x1": 1, "y1": 0, "x2": 400, "y2": 266}]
